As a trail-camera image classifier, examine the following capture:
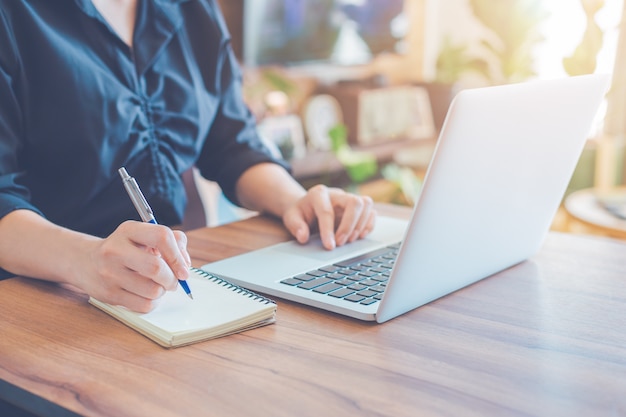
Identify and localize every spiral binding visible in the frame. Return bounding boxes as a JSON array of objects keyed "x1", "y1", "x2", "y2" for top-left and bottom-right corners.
[{"x1": 190, "y1": 267, "x2": 276, "y2": 305}]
